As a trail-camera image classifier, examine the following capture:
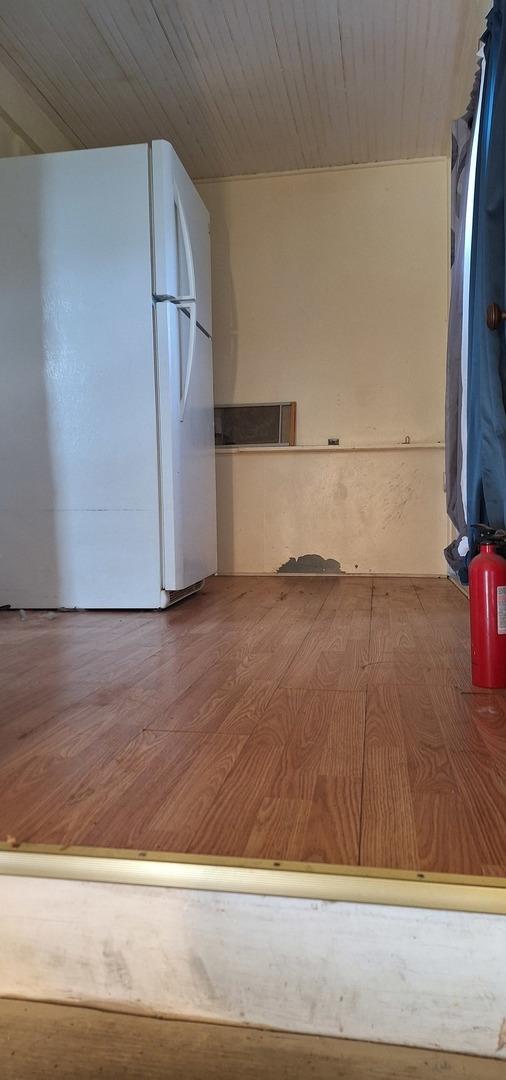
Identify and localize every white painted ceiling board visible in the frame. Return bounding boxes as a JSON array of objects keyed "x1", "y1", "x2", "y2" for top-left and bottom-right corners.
[{"x1": 0, "y1": 0, "x2": 487, "y2": 178}]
